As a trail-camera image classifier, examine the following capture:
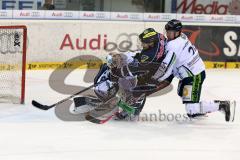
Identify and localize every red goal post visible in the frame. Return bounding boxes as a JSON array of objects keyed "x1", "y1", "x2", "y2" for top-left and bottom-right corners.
[{"x1": 0, "y1": 25, "x2": 27, "y2": 104}]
